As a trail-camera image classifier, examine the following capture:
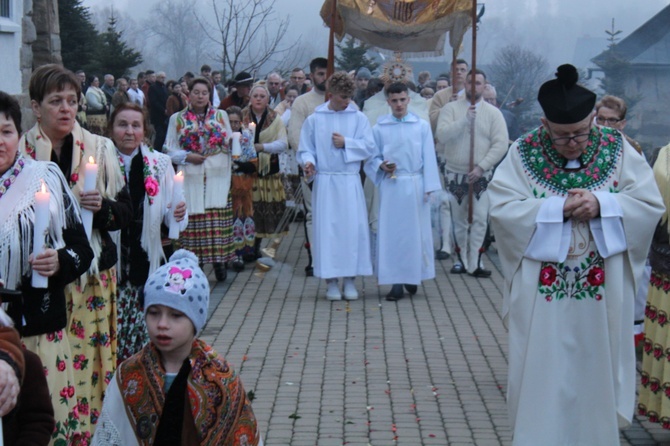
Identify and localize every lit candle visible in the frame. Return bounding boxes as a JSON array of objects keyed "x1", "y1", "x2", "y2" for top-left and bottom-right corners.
[
  {"x1": 248, "y1": 122, "x2": 256, "y2": 140},
  {"x1": 231, "y1": 132, "x2": 242, "y2": 160},
  {"x1": 168, "y1": 171, "x2": 184, "y2": 239},
  {"x1": 81, "y1": 156, "x2": 98, "y2": 240},
  {"x1": 32, "y1": 180, "x2": 50, "y2": 289}
]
